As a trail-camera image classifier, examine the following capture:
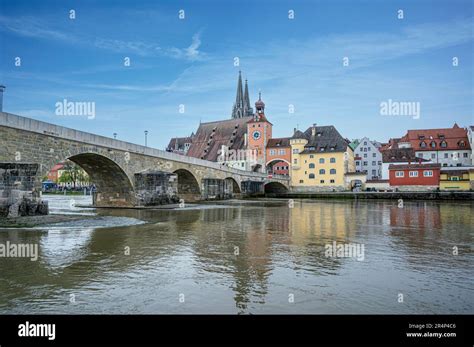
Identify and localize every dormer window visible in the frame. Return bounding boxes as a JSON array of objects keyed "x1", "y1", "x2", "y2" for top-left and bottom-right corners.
[
  {"x1": 418, "y1": 135, "x2": 425, "y2": 140},
  {"x1": 439, "y1": 134, "x2": 445, "y2": 140},
  {"x1": 430, "y1": 141, "x2": 436, "y2": 148},
  {"x1": 420, "y1": 141, "x2": 426, "y2": 148},
  {"x1": 440, "y1": 141, "x2": 447, "y2": 148},
  {"x1": 459, "y1": 141, "x2": 466, "y2": 147},
  {"x1": 317, "y1": 132, "x2": 322, "y2": 137}
]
